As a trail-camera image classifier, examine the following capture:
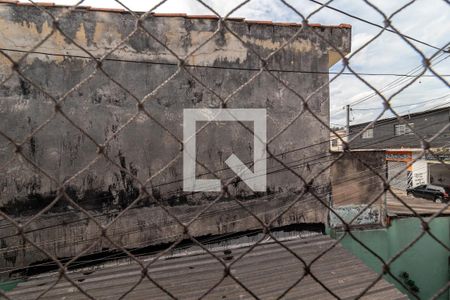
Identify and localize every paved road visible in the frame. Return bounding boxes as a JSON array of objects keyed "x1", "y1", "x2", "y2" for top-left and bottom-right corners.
[{"x1": 387, "y1": 189, "x2": 450, "y2": 216}]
